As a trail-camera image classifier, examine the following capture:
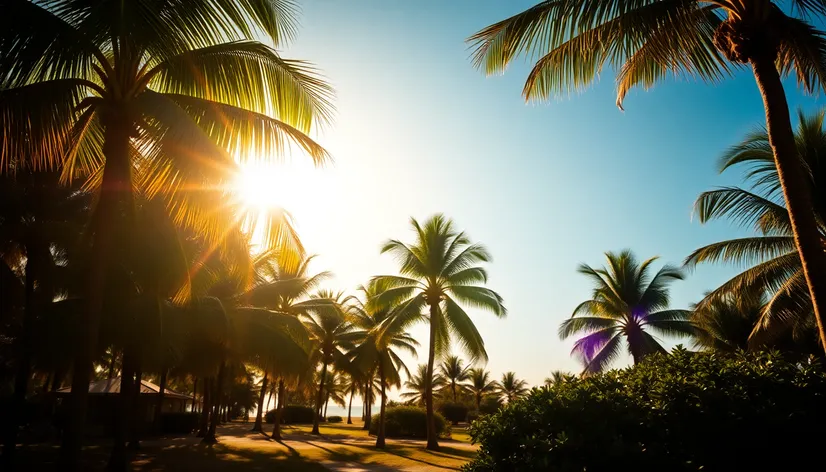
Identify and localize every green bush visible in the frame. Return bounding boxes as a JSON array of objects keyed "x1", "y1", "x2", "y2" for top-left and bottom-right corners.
[
  {"x1": 464, "y1": 348, "x2": 826, "y2": 471},
  {"x1": 160, "y1": 412, "x2": 199, "y2": 434},
  {"x1": 439, "y1": 402, "x2": 469, "y2": 424},
  {"x1": 327, "y1": 415, "x2": 342, "y2": 423},
  {"x1": 369, "y1": 406, "x2": 450, "y2": 439},
  {"x1": 264, "y1": 405, "x2": 315, "y2": 424},
  {"x1": 477, "y1": 396, "x2": 501, "y2": 415}
]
